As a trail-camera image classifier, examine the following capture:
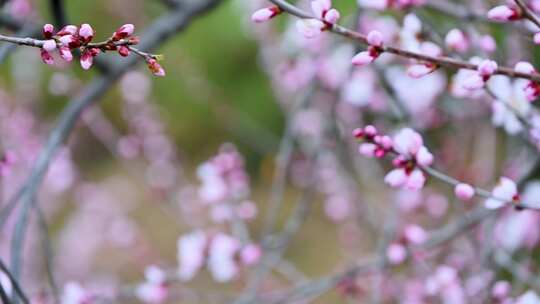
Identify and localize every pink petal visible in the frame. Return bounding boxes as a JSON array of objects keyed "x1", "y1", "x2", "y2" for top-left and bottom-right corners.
[
  {"x1": 324, "y1": 8, "x2": 340, "y2": 24},
  {"x1": 351, "y1": 51, "x2": 374, "y2": 66},
  {"x1": 487, "y1": 5, "x2": 517, "y2": 22},
  {"x1": 405, "y1": 169, "x2": 426, "y2": 191},
  {"x1": 407, "y1": 64, "x2": 434, "y2": 78},
  {"x1": 454, "y1": 183, "x2": 475, "y2": 201},
  {"x1": 415, "y1": 146, "x2": 434, "y2": 166},
  {"x1": 367, "y1": 30, "x2": 383, "y2": 47},
  {"x1": 251, "y1": 7, "x2": 275, "y2": 23},
  {"x1": 42, "y1": 39, "x2": 57, "y2": 52},
  {"x1": 384, "y1": 169, "x2": 408, "y2": 188}
]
